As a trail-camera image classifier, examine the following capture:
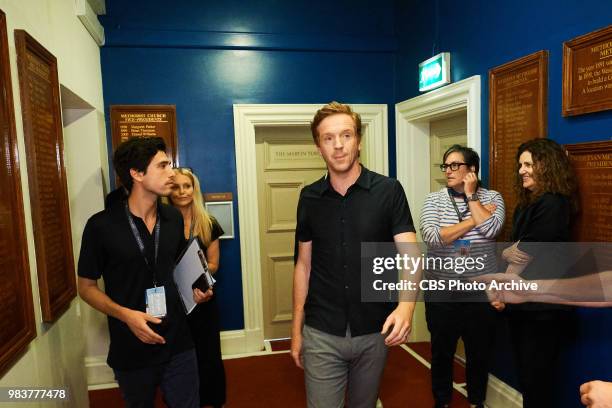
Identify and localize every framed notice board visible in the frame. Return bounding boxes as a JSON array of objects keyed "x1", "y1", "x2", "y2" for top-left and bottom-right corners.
[
  {"x1": 15, "y1": 29, "x2": 77, "y2": 322},
  {"x1": 489, "y1": 50, "x2": 548, "y2": 240},
  {"x1": 110, "y1": 105, "x2": 179, "y2": 166},
  {"x1": 0, "y1": 10, "x2": 36, "y2": 376},
  {"x1": 562, "y1": 25, "x2": 612, "y2": 116}
]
